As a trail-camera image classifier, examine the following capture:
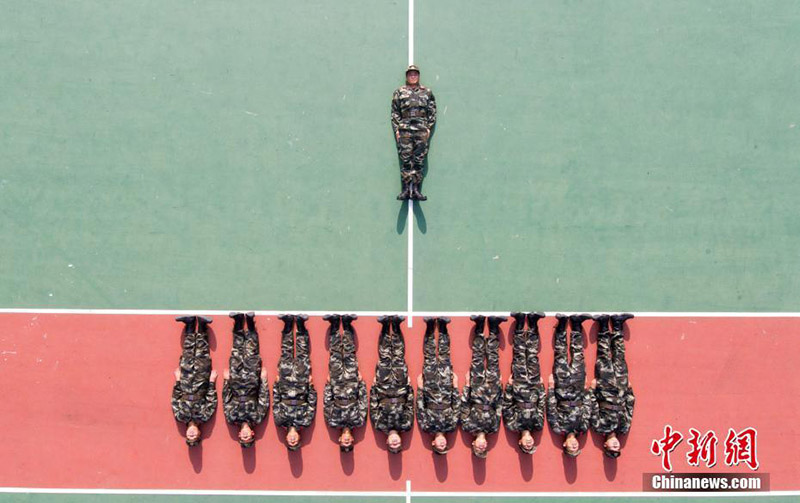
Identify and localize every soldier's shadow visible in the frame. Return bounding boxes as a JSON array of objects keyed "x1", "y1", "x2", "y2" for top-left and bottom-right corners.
[
  {"x1": 502, "y1": 427, "x2": 542, "y2": 481},
  {"x1": 225, "y1": 415, "x2": 269, "y2": 473},
  {"x1": 457, "y1": 428, "x2": 498, "y2": 485},
  {"x1": 546, "y1": 426, "x2": 582, "y2": 483},
  {"x1": 371, "y1": 425, "x2": 414, "y2": 481},
  {"x1": 589, "y1": 429, "x2": 627, "y2": 481},
  {"x1": 417, "y1": 428, "x2": 456, "y2": 482}
]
